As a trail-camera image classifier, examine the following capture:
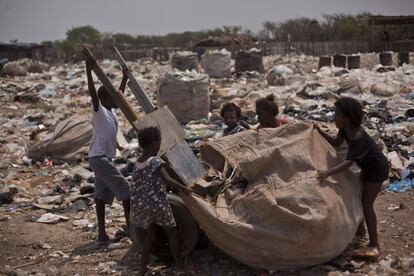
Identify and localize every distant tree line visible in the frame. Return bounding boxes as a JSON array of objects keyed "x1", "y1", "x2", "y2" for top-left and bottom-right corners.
[
  {"x1": 41, "y1": 13, "x2": 412, "y2": 55},
  {"x1": 259, "y1": 13, "x2": 411, "y2": 42}
]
